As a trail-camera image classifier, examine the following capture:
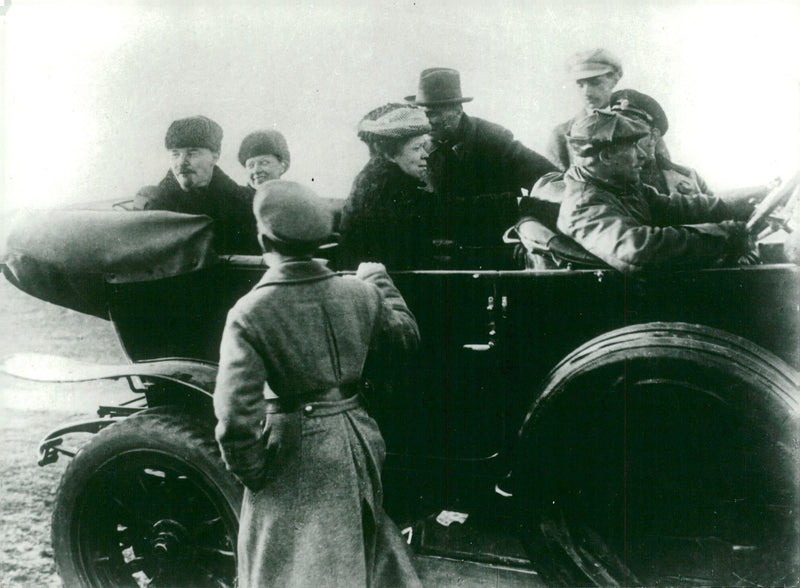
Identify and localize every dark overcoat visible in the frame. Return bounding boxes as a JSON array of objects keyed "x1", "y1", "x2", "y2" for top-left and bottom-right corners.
[
  {"x1": 214, "y1": 260, "x2": 421, "y2": 587},
  {"x1": 134, "y1": 166, "x2": 259, "y2": 254},
  {"x1": 339, "y1": 157, "x2": 438, "y2": 270},
  {"x1": 425, "y1": 114, "x2": 557, "y2": 247}
]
